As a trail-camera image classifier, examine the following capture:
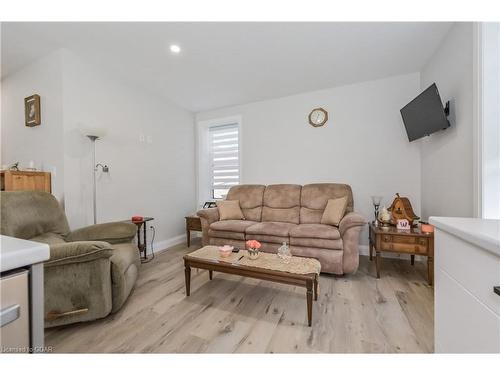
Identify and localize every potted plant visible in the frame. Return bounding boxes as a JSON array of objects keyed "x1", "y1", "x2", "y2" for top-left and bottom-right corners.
[{"x1": 245, "y1": 240, "x2": 262, "y2": 260}]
